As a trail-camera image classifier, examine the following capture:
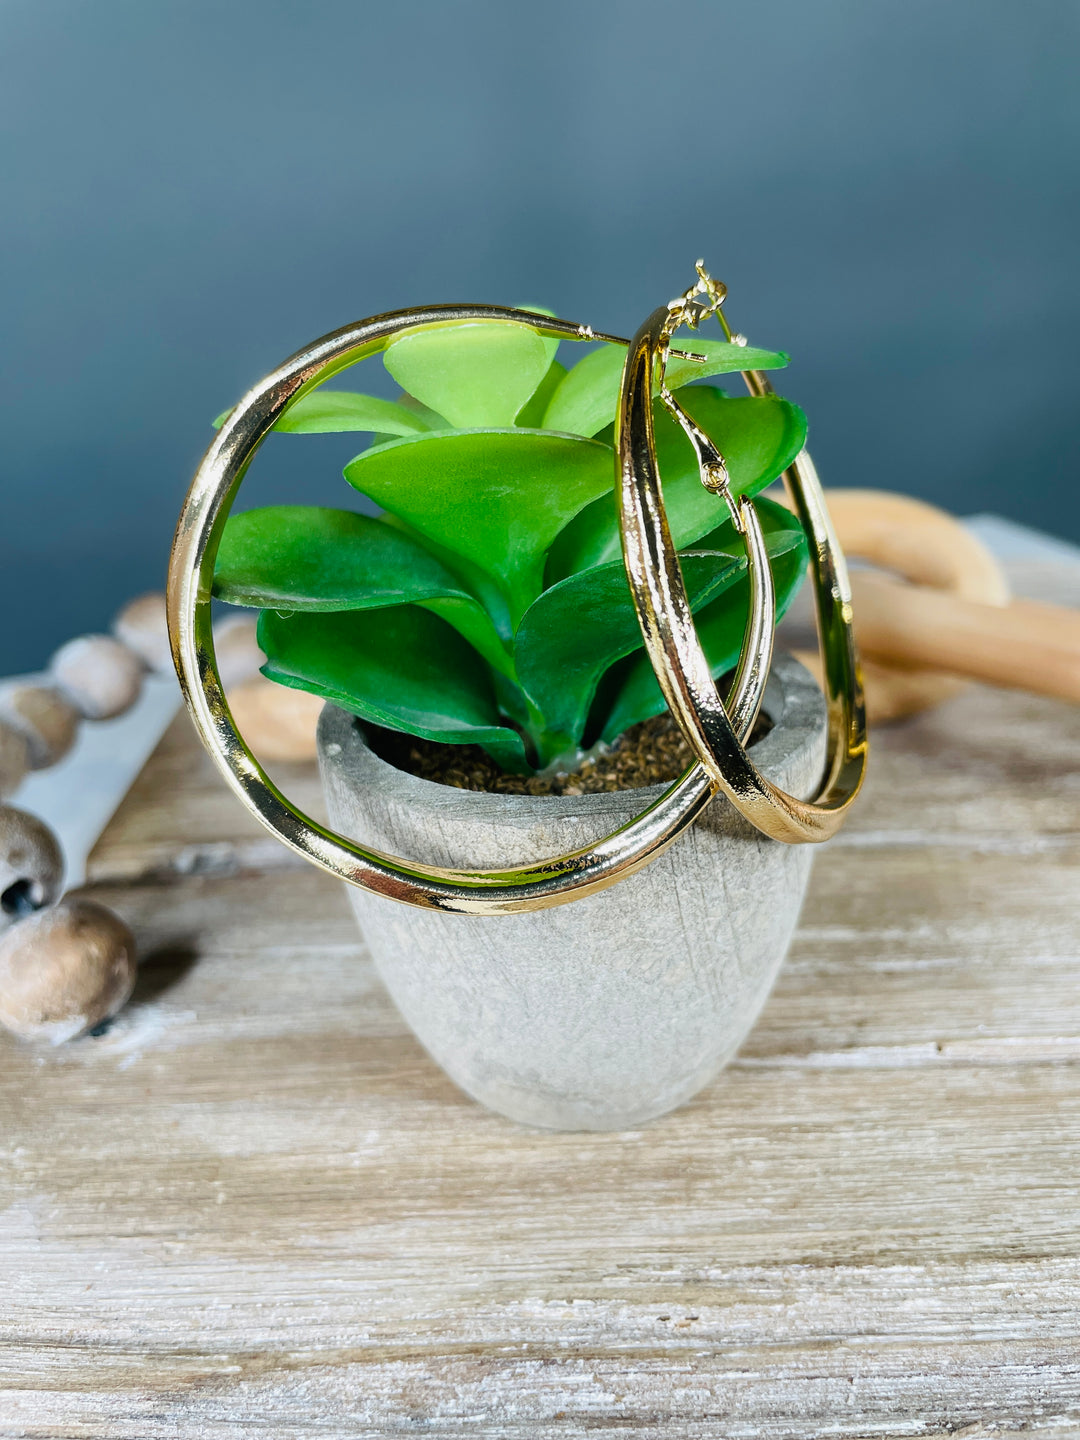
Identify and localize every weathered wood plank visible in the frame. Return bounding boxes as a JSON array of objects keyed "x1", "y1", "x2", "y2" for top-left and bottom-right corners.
[
  {"x1": 84, "y1": 710, "x2": 327, "y2": 885},
  {"x1": 2, "y1": 563, "x2": 1079, "y2": 1436}
]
